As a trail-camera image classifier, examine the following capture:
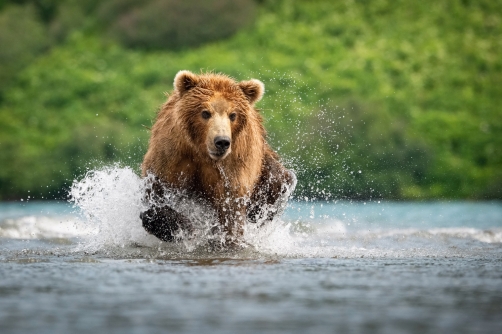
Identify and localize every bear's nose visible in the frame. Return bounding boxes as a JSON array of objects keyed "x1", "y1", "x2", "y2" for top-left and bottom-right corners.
[{"x1": 214, "y1": 136, "x2": 231, "y2": 151}]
